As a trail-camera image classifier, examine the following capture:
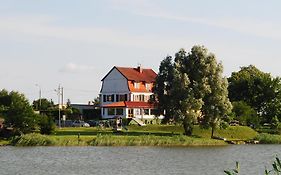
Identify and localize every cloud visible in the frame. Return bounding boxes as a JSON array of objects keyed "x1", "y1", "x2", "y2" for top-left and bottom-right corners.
[
  {"x1": 108, "y1": 0, "x2": 281, "y2": 40},
  {"x1": 59, "y1": 62, "x2": 94, "y2": 73},
  {"x1": 0, "y1": 14, "x2": 188, "y2": 50}
]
